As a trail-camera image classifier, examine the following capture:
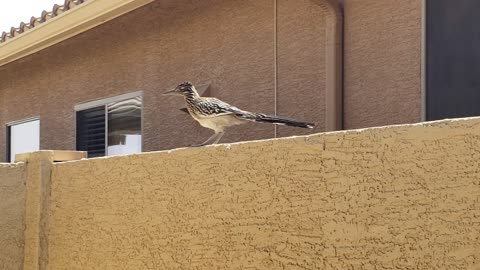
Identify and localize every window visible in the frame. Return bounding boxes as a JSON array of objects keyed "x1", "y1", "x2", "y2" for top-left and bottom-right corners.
[
  {"x1": 7, "y1": 118, "x2": 40, "y2": 162},
  {"x1": 75, "y1": 92, "x2": 142, "y2": 158},
  {"x1": 426, "y1": 0, "x2": 480, "y2": 120}
]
